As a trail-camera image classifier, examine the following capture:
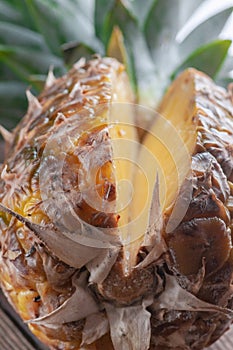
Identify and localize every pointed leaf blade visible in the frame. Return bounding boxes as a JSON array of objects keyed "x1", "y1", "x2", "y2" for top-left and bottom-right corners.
[
  {"x1": 25, "y1": 0, "x2": 65, "y2": 55},
  {"x1": 0, "y1": 0, "x2": 22, "y2": 22},
  {"x1": 94, "y1": 0, "x2": 115, "y2": 44},
  {"x1": 172, "y1": 39, "x2": 232, "y2": 79},
  {"x1": 180, "y1": 8, "x2": 233, "y2": 59},
  {"x1": 103, "y1": 1, "x2": 160, "y2": 106},
  {"x1": 122, "y1": 0, "x2": 155, "y2": 29},
  {"x1": 177, "y1": 0, "x2": 203, "y2": 28},
  {"x1": 216, "y1": 54, "x2": 233, "y2": 85},
  {"x1": 0, "y1": 21, "x2": 48, "y2": 51},
  {"x1": 0, "y1": 44, "x2": 64, "y2": 83},
  {"x1": 144, "y1": 0, "x2": 180, "y2": 63},
  {"x1": 26, "y1": 0, "x2": 103, "y2": 56}
]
